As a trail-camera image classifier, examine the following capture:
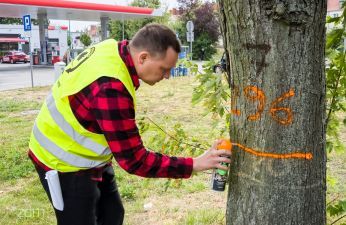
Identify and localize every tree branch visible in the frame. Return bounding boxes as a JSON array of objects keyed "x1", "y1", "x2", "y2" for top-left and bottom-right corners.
[{"x1": 331, "y1": 214, "x2": 346, "y2": 225}]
